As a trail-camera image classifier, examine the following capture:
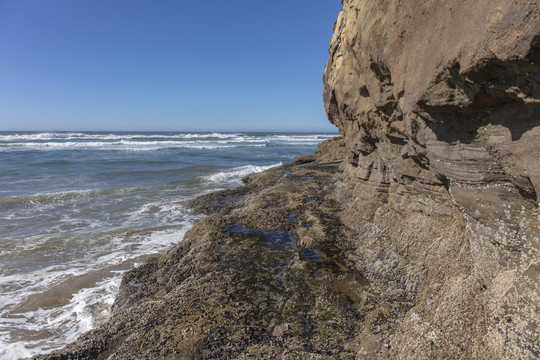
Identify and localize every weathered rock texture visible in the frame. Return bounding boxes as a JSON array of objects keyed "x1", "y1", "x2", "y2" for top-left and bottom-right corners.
[
  {"x1": 323, "y1": 0, "x2": 540, "y2": 358},
  {"x1": 35, "y1": 1, "x2": 539, "y2": 359},
  {"x1": 37, "y1": 140, "x2": 365, "y2": 360}
]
